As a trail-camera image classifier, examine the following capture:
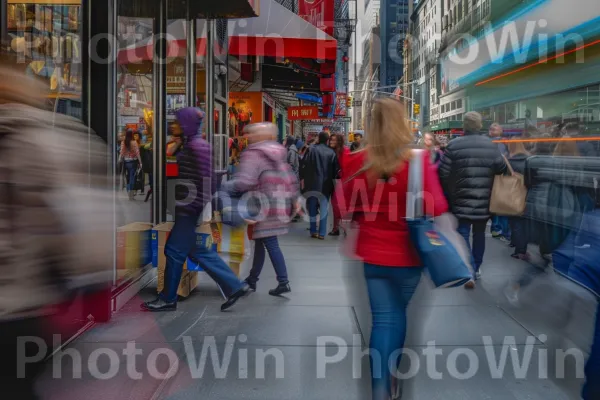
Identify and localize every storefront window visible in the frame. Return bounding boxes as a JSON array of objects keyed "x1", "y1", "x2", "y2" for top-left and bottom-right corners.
[
  {"x1": 475, "y1": 84, "x2": 600, "y2": 137},
  {"x1": 115, "y1": 0, "x2": 155, "y2": 287},
  {"x1": 3, "y1": 0, "x2": 82, "y2": 119}
]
